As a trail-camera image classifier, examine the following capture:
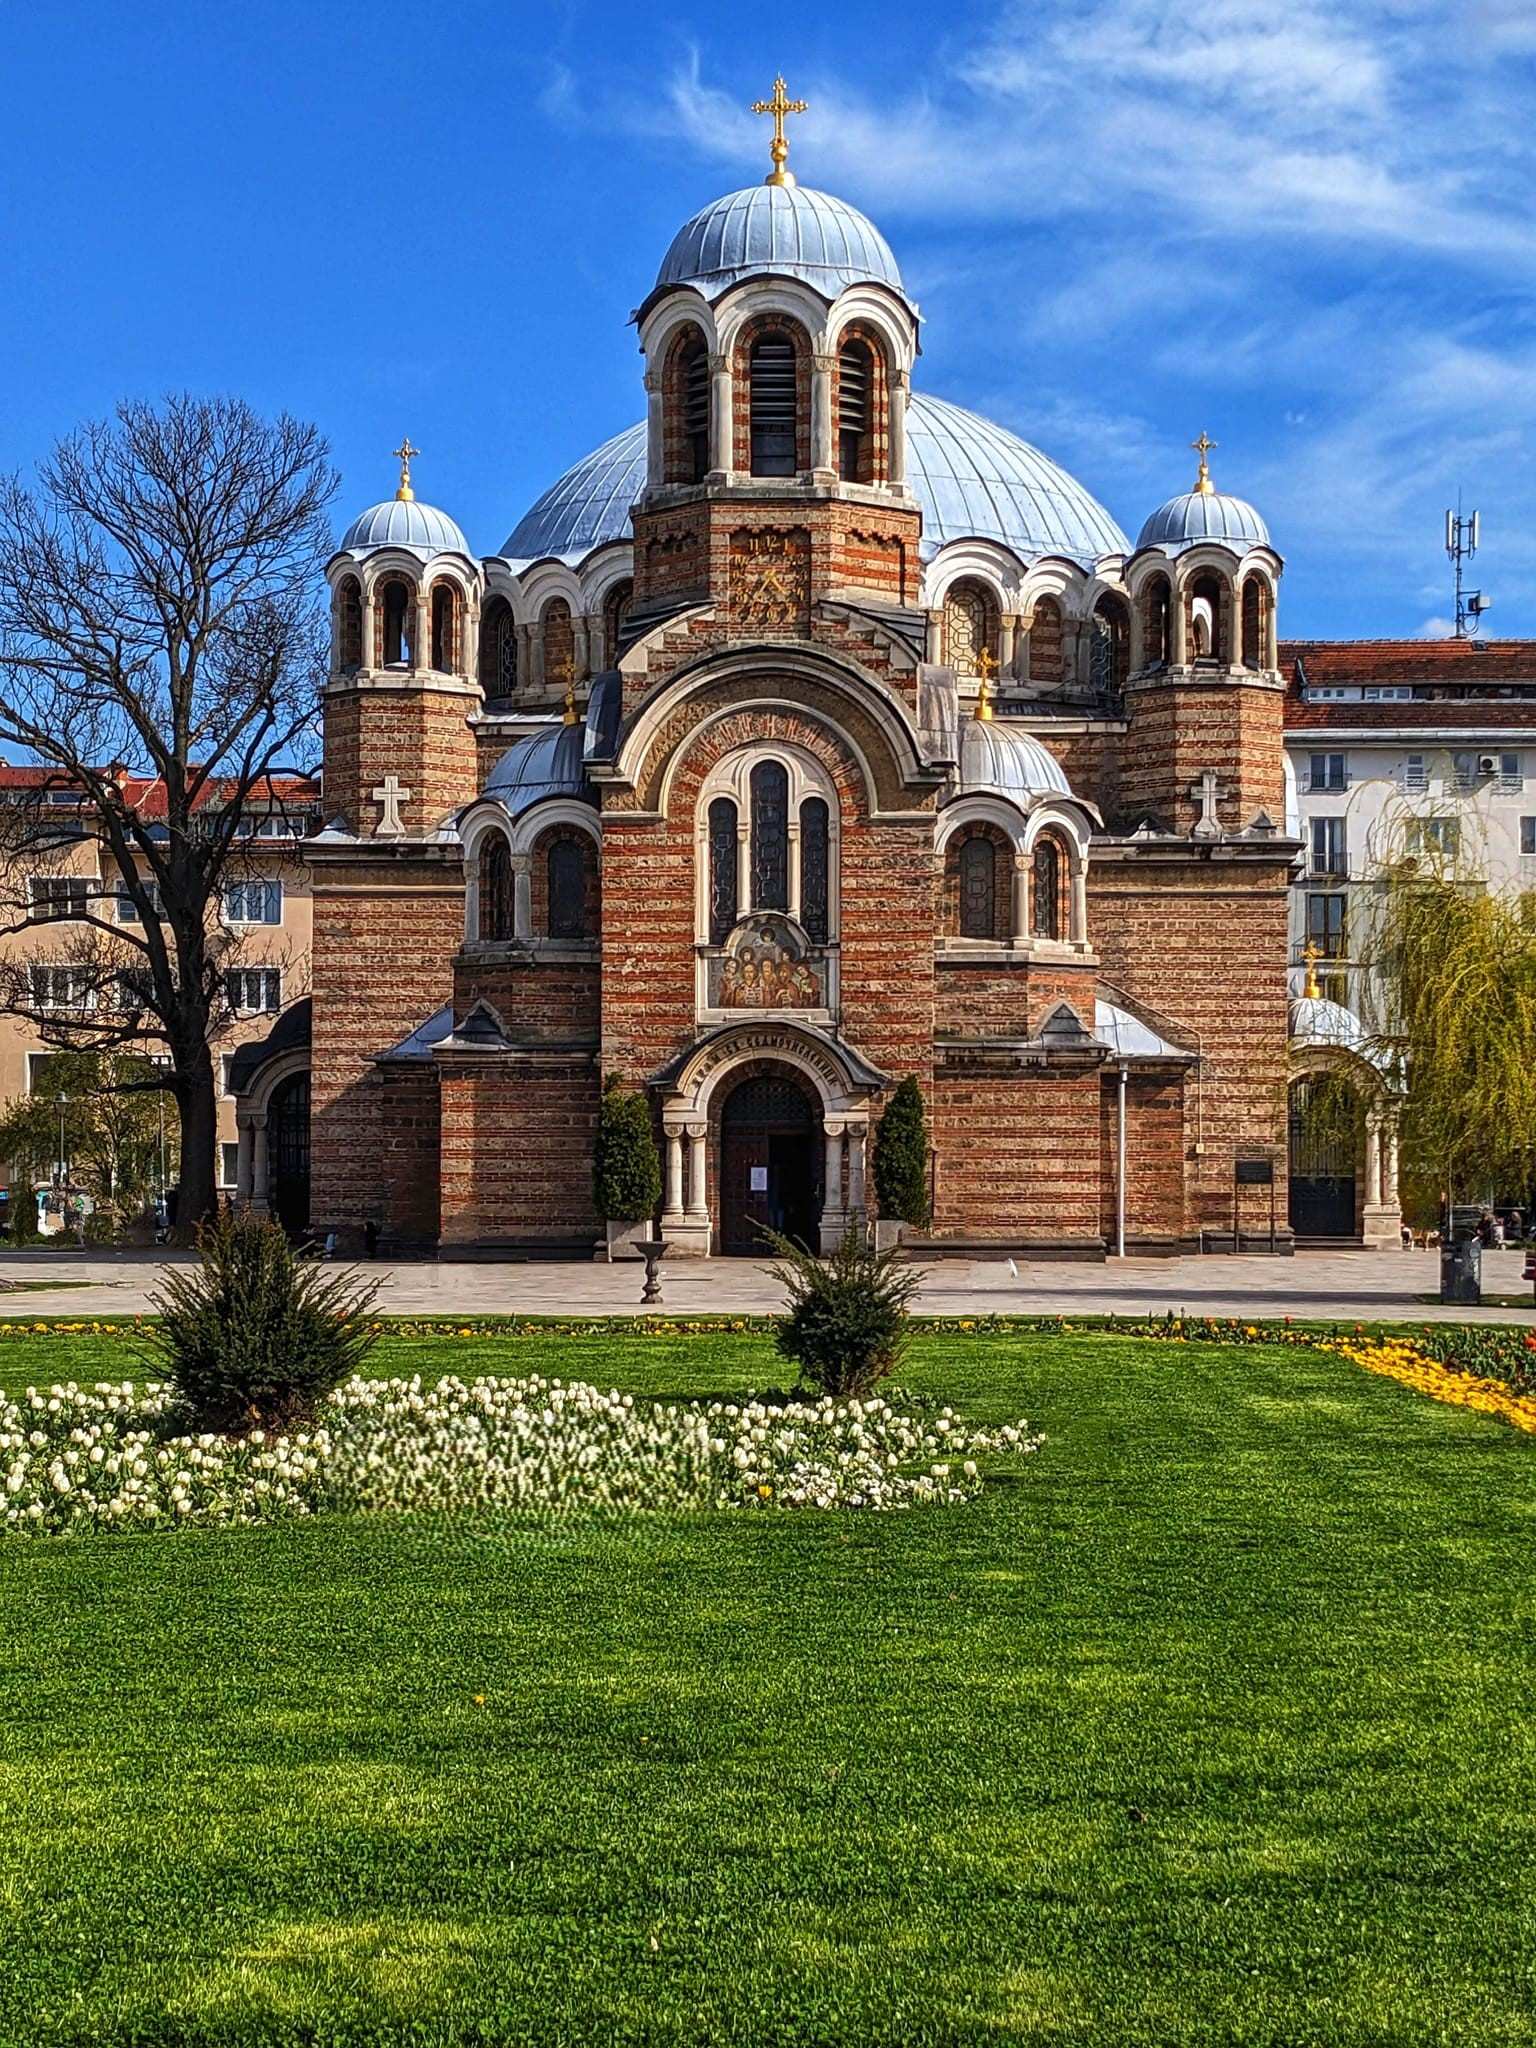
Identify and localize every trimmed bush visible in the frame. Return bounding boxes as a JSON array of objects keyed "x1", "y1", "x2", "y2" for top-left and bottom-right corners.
[
  {"x1": 593, "y1": 1075, "x2": 662, "y2": 1224},
  {"x1": 82, "y1": 1205, "x2": 118, "y2": 1247},
  {"x1": 873, "y1": 1076, "x2": 931, "y2": 1227},
  {"x1": 144, "y1": 1210, "x2": 379, "y2": 1433},
  {"x1": 767, "y1": 1225, "x2": 923, "y2": 1397}
]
